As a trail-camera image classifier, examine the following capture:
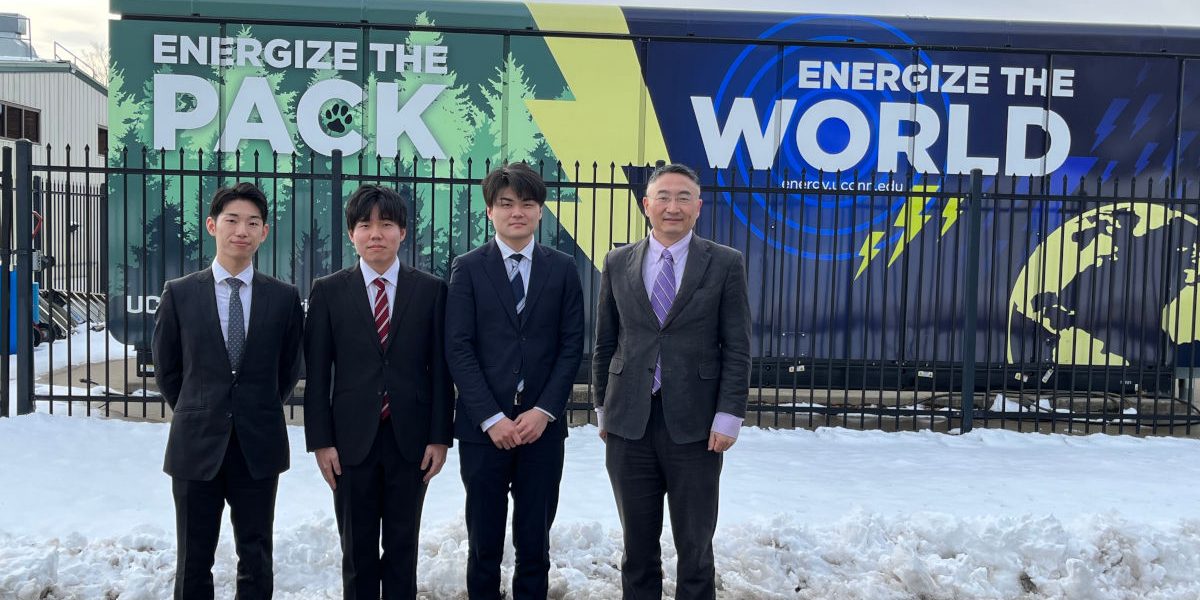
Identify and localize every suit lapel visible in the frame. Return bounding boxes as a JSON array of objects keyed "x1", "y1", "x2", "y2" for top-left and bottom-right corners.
[
  {"x1": 384, "y1": 264, "x2": 415, "y2": 354},
  {"x1": 196, "y1": 269, "x2": 233, "y2": 372},
  {"x1": 481, "y1": 240, "x2": 520, "y2": 328},
  {"x1": 661, "y1": 236, "x2": 711, "y2": 330},
  {"x1": 520, "y1": 243, "x2": 550, "y2": 327},
  {"x1": 242, "y1": 272, "x2": 272, "y2": 361},
  {"x1": 625, "y1": 238, "x2": 659, "y2": 327},
  {"x1": 344, "y1": 264, "x2": 384, "y2": 356}
]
